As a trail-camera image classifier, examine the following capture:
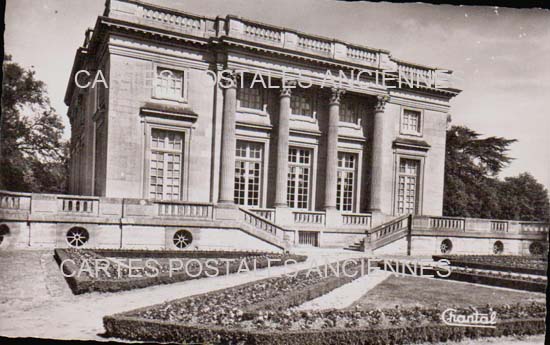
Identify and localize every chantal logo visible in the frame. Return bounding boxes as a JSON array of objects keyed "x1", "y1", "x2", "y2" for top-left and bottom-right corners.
[{"x1": 441, "y1": 308, "x2": 497, "y2": 328}]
